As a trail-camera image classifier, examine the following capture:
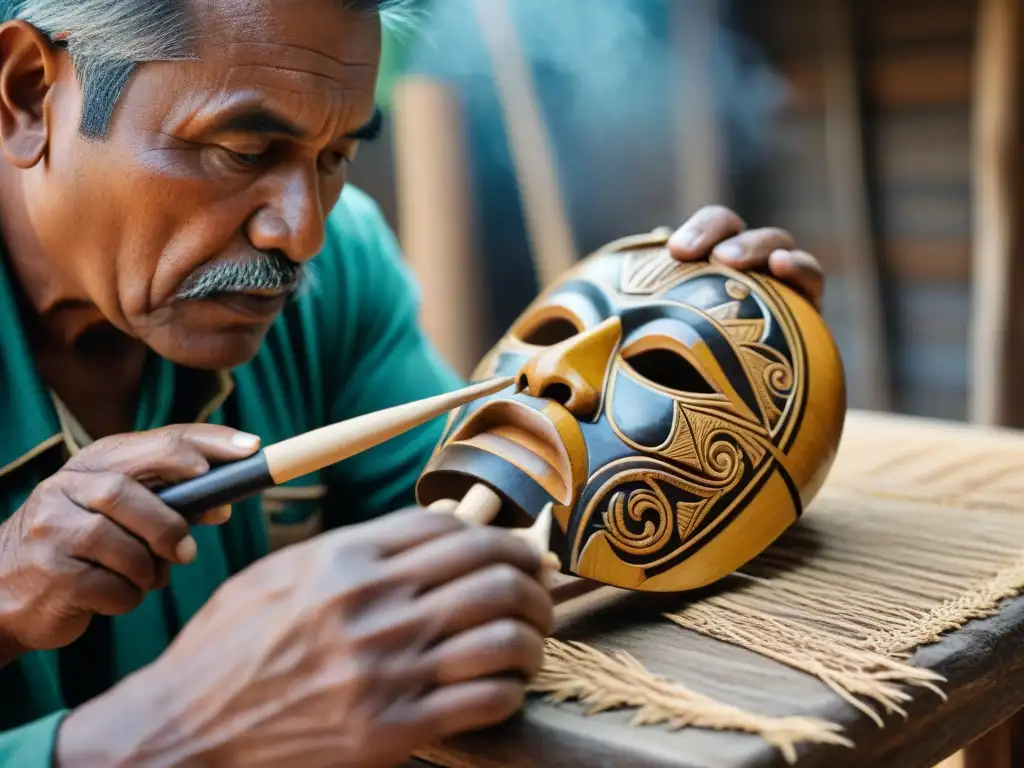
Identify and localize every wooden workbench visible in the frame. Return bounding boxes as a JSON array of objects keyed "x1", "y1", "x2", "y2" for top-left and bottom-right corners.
[{"x1": 409, "y1": 410, "x2": 1024, "y2": 767}]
